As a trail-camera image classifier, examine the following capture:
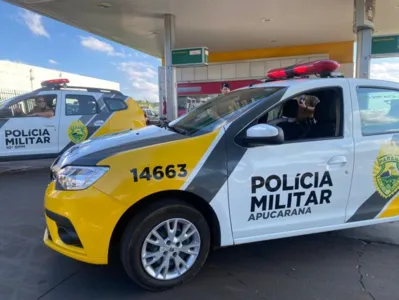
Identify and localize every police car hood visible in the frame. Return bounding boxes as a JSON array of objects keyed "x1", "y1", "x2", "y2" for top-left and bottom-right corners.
[{"x1": 52, "y1": 125, "x2": 182, "y2": 171}]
